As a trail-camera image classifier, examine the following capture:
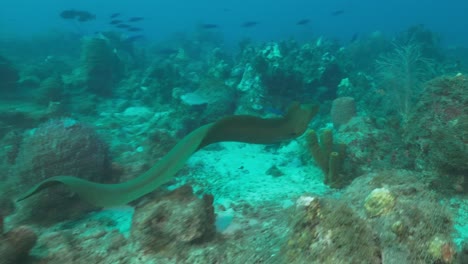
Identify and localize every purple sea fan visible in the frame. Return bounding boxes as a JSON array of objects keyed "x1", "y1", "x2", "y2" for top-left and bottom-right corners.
[{"x1": 15, "y1": 117, "x2": 109, "y2": 186}]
